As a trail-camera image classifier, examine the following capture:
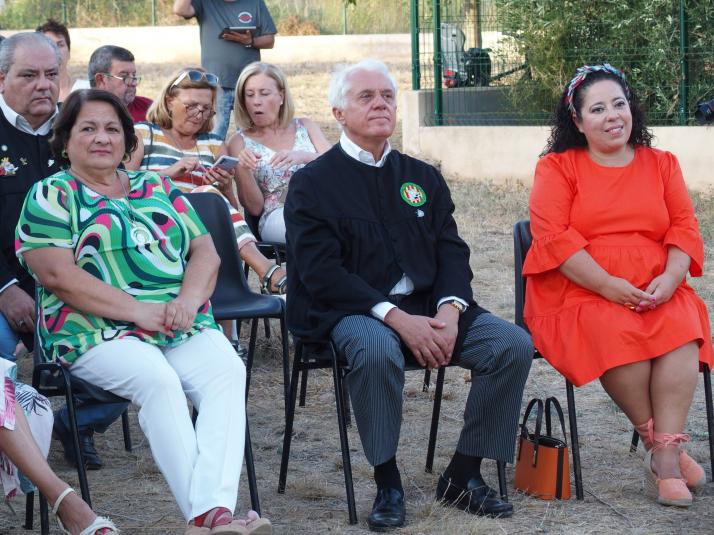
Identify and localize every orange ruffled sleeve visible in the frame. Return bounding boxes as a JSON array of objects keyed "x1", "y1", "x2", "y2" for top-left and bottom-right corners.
[
  {"x1": 523, "y1": 153, "x2": 588, "y2": 276},
  {"x1": 659, "y1": 151, "x2": 704, "y2": 276}
]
